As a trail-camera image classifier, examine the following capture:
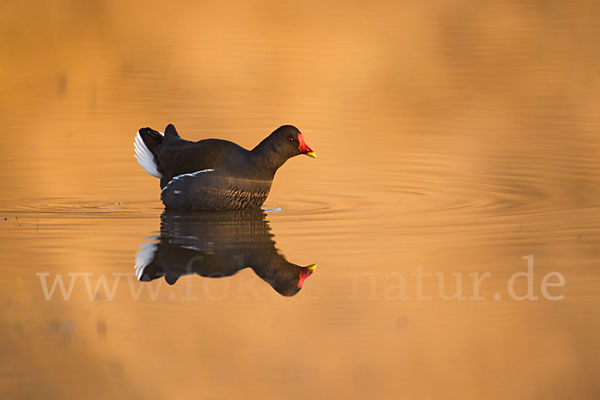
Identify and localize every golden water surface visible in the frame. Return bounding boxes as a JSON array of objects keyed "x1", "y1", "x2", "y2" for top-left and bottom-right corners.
[{"x1": 1, "y1": 1, "x2": 599, "y2": 399}]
